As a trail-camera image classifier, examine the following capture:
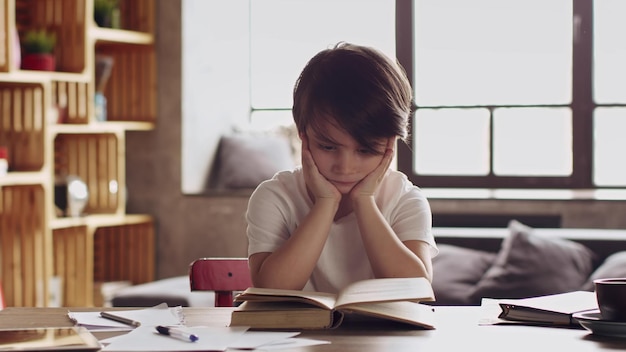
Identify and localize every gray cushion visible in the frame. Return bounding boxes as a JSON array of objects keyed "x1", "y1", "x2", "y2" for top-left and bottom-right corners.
[
  {"x1": 469, "y1": 220, "x2": 596, "y2": 301},
  {"x1": 431, "y1": 244, "x2": 497, "y2": 305},
  {"x1": 582, "y1": 251, "x2": 626, "y2": 291},
  {"x1": 215, "y1": 134, "x2": 295, "y2": 189}
]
